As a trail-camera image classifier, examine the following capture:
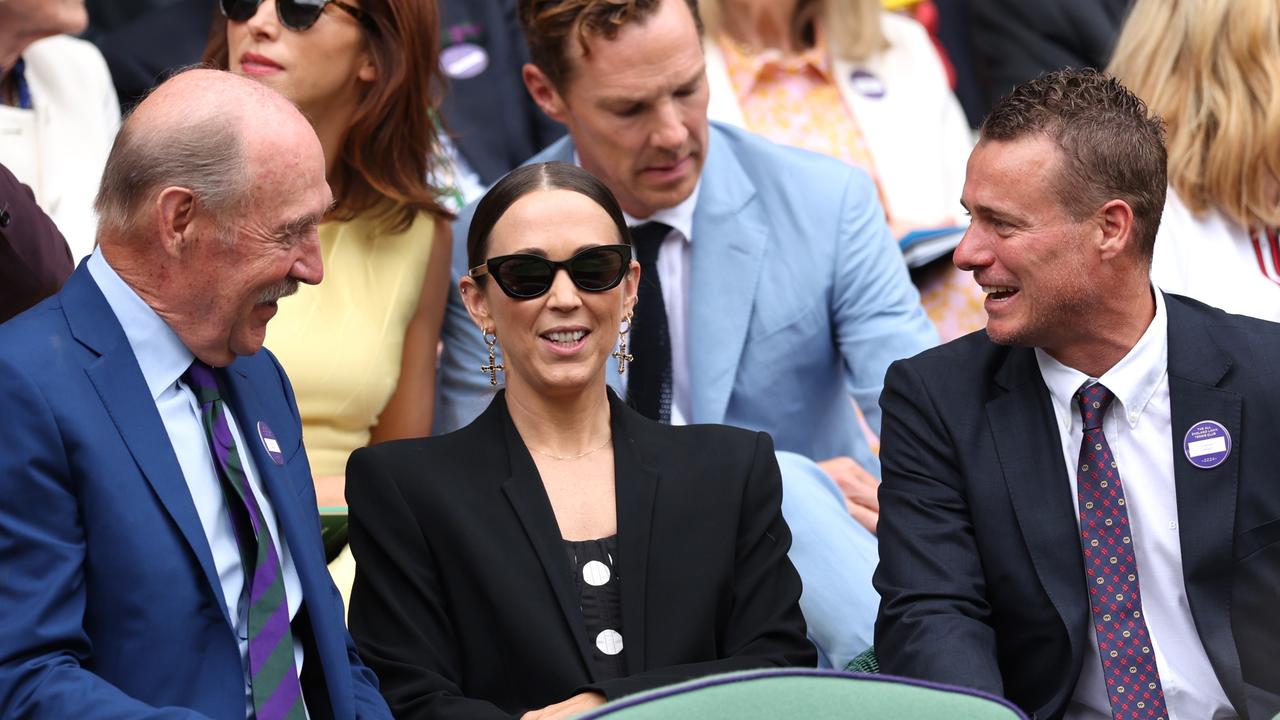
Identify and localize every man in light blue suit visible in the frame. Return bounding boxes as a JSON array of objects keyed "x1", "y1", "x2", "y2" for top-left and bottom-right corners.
[
  {"x1": 0, "y1": 70, "x2": 392, "y2": 720},
  {"x1": 434, "y1": 0, "x2": 938, "y2": 669}
]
